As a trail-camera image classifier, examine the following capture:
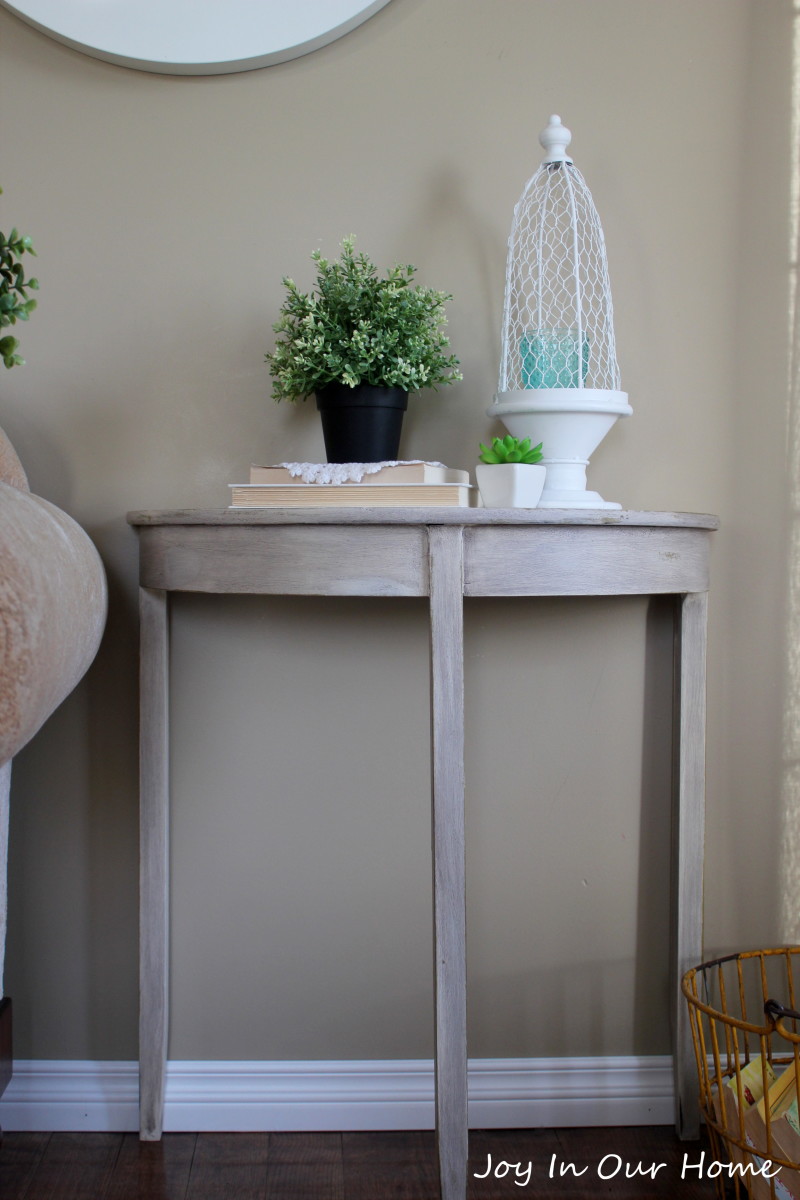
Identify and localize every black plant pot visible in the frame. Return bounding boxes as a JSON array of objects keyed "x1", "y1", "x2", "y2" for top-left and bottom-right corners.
[{"x1": 315, "y1": 383, "x2": 409, "y2": 463}]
